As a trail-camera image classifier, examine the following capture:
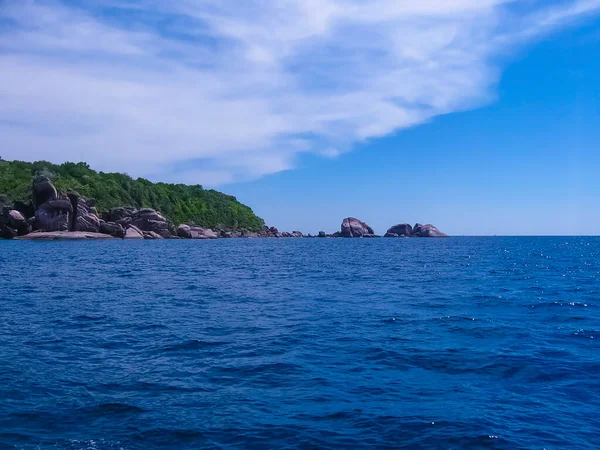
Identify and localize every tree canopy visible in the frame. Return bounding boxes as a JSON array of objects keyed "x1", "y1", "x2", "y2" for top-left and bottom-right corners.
[{"x1": 0, "y1": 159, "x2": 265, "y2": 231}]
